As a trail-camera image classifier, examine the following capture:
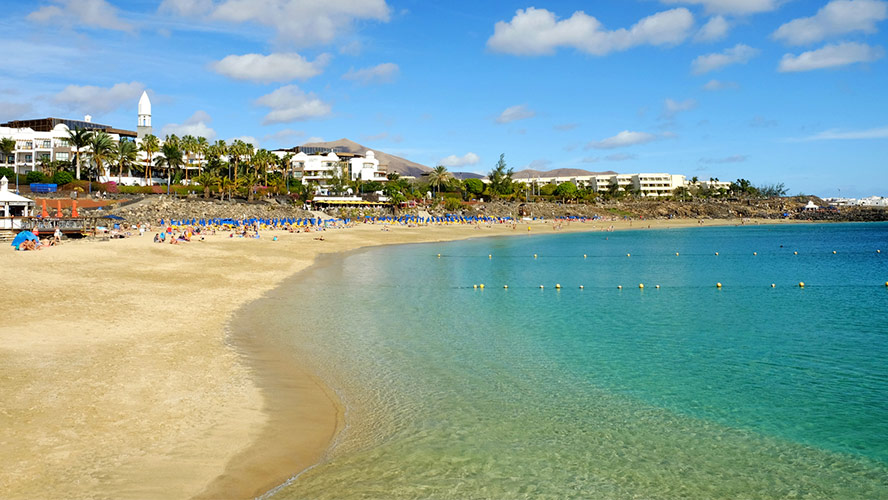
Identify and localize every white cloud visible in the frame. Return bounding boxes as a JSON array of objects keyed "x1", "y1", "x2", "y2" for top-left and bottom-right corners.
[
  {"x1": 778, "y1": 41, "x2": 884, "y2": 71},
  {"x1": 303, "y1": 136, "x2": 324, "y2": 144},
  {"x1": 438, "y1": 152, "x2": 480, "y2": 168},
  {"x1": 773, "y1": 0, "x2": 888, "y2": 45},
  {"x1": 0, "y1": 101, "x2": 33, "y2": 122},
  {"x1": 486, "y1": 7, "x2": 694, "y2": 56},
  {"x1": 662, "y1": 98, "x2": 697, "y2": 119},
  {"x1": 160, "y1": 0, "x2": 390, "y2": 46},
  {"x1": 700, "y1": 154, "x2": 748, "y2": 163},
  {"x1": 53, "y1": 81, "x2": 145, "y2": 115},
  {"x1": 254, "y1": 85, "x2": 331, "y2": 125},
  {"x1": 342, "y1": 63, "x2": 399, "y2": 84},
  {"x1": 161, "y1": 110, "x2": 217, "y2": 140},
  {"x1": 660, "y1": 0, "x2": 780, "y2": 15},
  {"x1": 262, "y1": 128, "x2": 304, "y2": 145},
  {"x1": 794, "y1": 125, "x2": 888, "y2": 141},
  {"x1": 695, "y1": 15, "x2": 730, "y2": 41},
  {"x1": 692, "y1": 43, "x2": 759, "y2": 74},
  {"x1": 212, "y1": 53, "x2": 329, "y2": 83},
  {"x1": 496, "y1": 104, "x2": 536, "y2": 124},
  {"x1": 587, "y1": 130, "x2": 659, "y2": 149},
  {"x1": 29, "y1": 0, "x2": 133, "y2": 31},
  {"x1": 702, "y1": 79, "x2": 739, "y2": 90}
]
